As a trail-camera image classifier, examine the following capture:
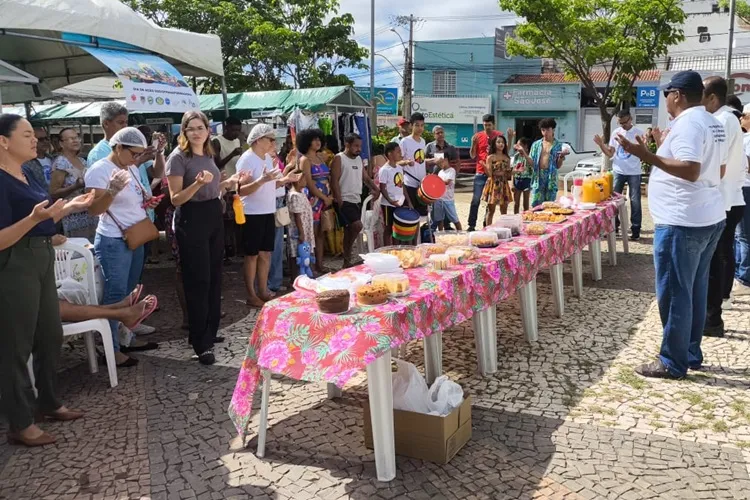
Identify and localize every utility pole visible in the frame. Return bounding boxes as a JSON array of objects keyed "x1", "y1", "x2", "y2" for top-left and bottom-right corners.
[
  {"x1": 370, "y1": 0, "x2": 376, "y2": 135},
  {"x1": 405, "y1": 14, "x2": 415, "y2": 117},
  {"x1": 726, "y1": 0, "x2": 737, "y2": 83}
]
